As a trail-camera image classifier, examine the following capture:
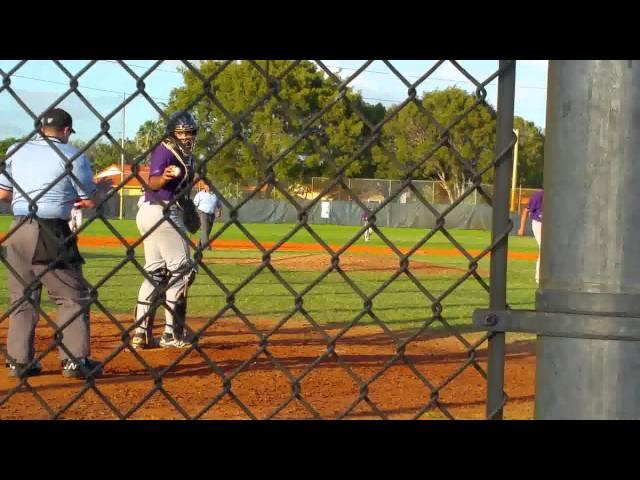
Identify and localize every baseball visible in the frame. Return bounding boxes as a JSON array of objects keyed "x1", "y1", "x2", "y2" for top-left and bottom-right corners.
[{"x1": 168, "y1": 165, "x2": 181, "y2": 177}]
